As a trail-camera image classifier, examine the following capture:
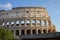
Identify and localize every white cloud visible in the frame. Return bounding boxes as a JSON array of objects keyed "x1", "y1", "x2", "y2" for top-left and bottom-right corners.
[{"x1": 0, "y1": 3, "x2": 12, "y2": 10}]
